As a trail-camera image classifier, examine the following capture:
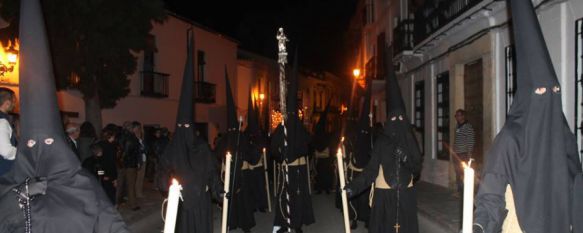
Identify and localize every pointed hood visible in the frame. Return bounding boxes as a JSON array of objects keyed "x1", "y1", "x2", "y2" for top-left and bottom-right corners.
[
  {"x1": 176, "y1": 30, "x2": 195, "y2": 125},
  {"x1": 314, "y1": 99, "x2": 331, "y2": 135},
  {"x1": 286, "y1": 49, "x2": 299, "y2": 124},
  {"x1": 14, "y1": 0, "x2": 77, "y2": 178},
  {"x1": 353, "y1": 78, "x2": 373, "y2": 167},
  {"x1": 246, "y1": 90, "x2": 260, "y2": 135},
  {"x1": 159, "y1": 29, "x2": 199, "y2": 183},
  {"x1": 357, "y1": 78, "x2": 372, "y2": 132},
  {"x1": 312, "y1": 98, "x2": 331, "y2": 151},
  {"x1": 0, "y1": 1, "x2": 128, "y2": 231},
  {"x1": 475, "y1": 1, "x2": 583, "y2": 232},
  {"x1": 225, "y1": 67, "x2": 238, "y2": 131},
  {"x1": 385, "y1": 46, "x2": 406, "y2": 117}
]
